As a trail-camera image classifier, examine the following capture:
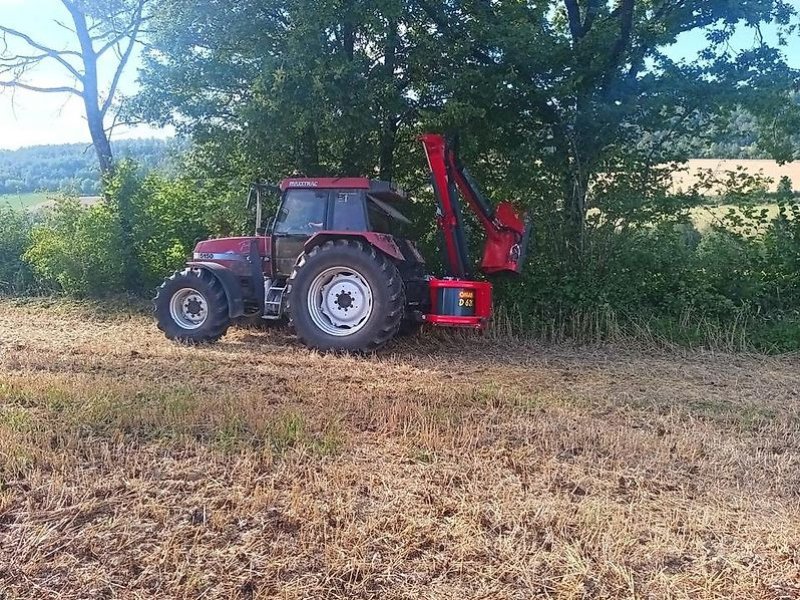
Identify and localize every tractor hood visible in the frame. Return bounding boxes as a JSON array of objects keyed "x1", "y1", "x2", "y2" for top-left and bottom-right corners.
[{"x1": 192, "y1": 237, "x2": 269, "y2": 260}]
